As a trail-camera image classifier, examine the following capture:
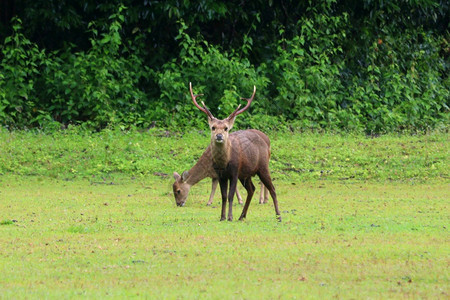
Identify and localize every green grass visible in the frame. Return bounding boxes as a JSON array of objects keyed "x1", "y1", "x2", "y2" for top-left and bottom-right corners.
[
  {"x1": 0, "y1": 128, "x2": 448, "y2": 182},
  {"x1": 0, "y1": 129, "x2": 448, "y2": 298},
  {"x1": 0, "y1": 176, "x2": 448, "y2": 298}
]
